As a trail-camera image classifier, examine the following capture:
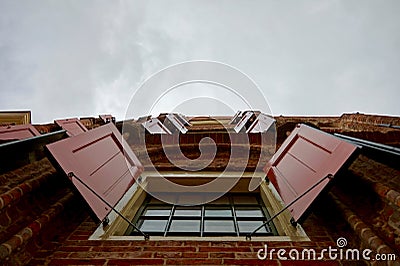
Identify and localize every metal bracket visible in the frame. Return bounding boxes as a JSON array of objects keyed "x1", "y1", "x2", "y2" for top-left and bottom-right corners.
[
  {"x1": 246, "y1": 174, "x2": 334, "y2": 241},
  {"x1": 68, "y1": 172, "x2": 149, "y2": 241}
]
